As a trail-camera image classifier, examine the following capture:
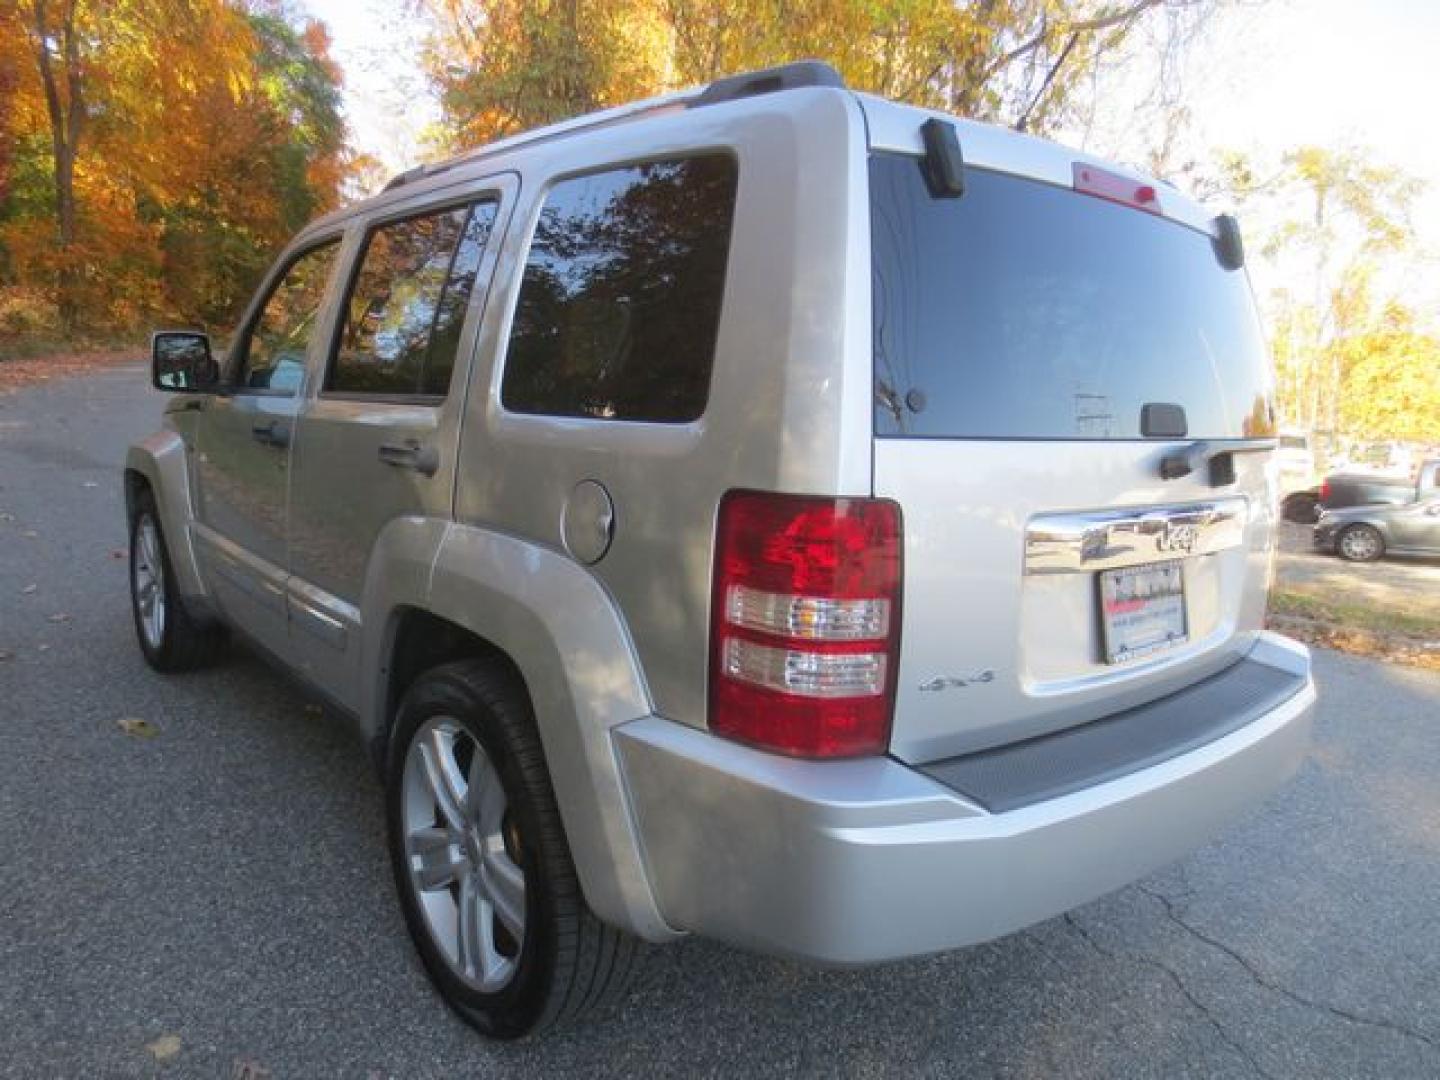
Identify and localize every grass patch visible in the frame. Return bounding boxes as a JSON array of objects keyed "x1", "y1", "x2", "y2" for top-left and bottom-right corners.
[{"x1": 1270, "y1": 588, "x2": 1440, "y2": 641}]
